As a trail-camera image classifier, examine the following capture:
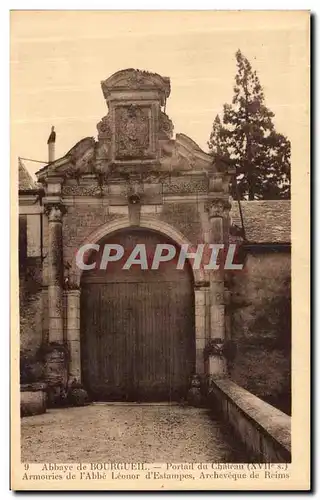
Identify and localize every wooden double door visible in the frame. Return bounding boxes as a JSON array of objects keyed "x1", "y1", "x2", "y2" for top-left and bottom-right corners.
[{"x1": 80, "y1": 229, "x2": 195, "y2": 401}]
